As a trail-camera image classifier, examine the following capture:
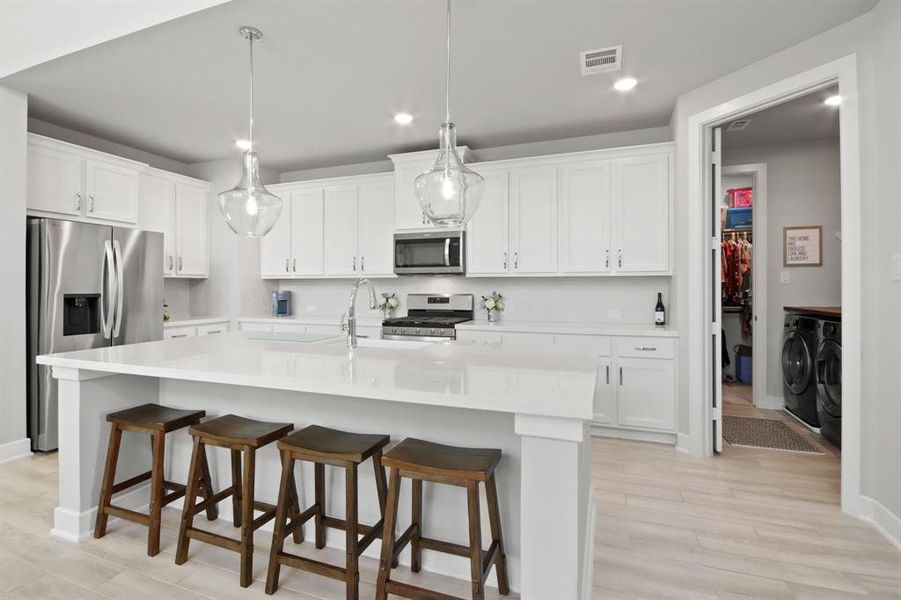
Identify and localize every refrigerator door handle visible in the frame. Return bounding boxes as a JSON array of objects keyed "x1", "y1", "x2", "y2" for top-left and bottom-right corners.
[
  {"x1": 112, "y1": 240, "x2": 125, "y2": 338},
  {"x1": 101, "y1": 240, "x2": 115, "y2": 338}
]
